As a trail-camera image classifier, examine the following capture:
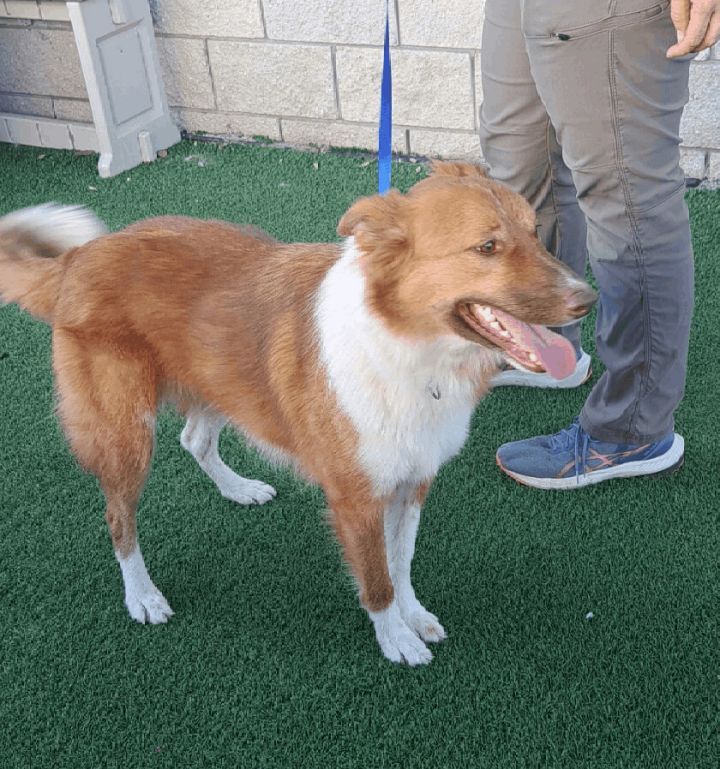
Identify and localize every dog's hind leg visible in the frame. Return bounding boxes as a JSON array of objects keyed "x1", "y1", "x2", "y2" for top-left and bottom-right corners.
[
  {"x1": 384, "y1": 484, "x2": 446, "y2": 644},
  {"x1": 180, "y1": 408, "x2": 276, "y2": 505},
  {"x1": 53, "y1": 329, "x2": 173, "y2": 624}
]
